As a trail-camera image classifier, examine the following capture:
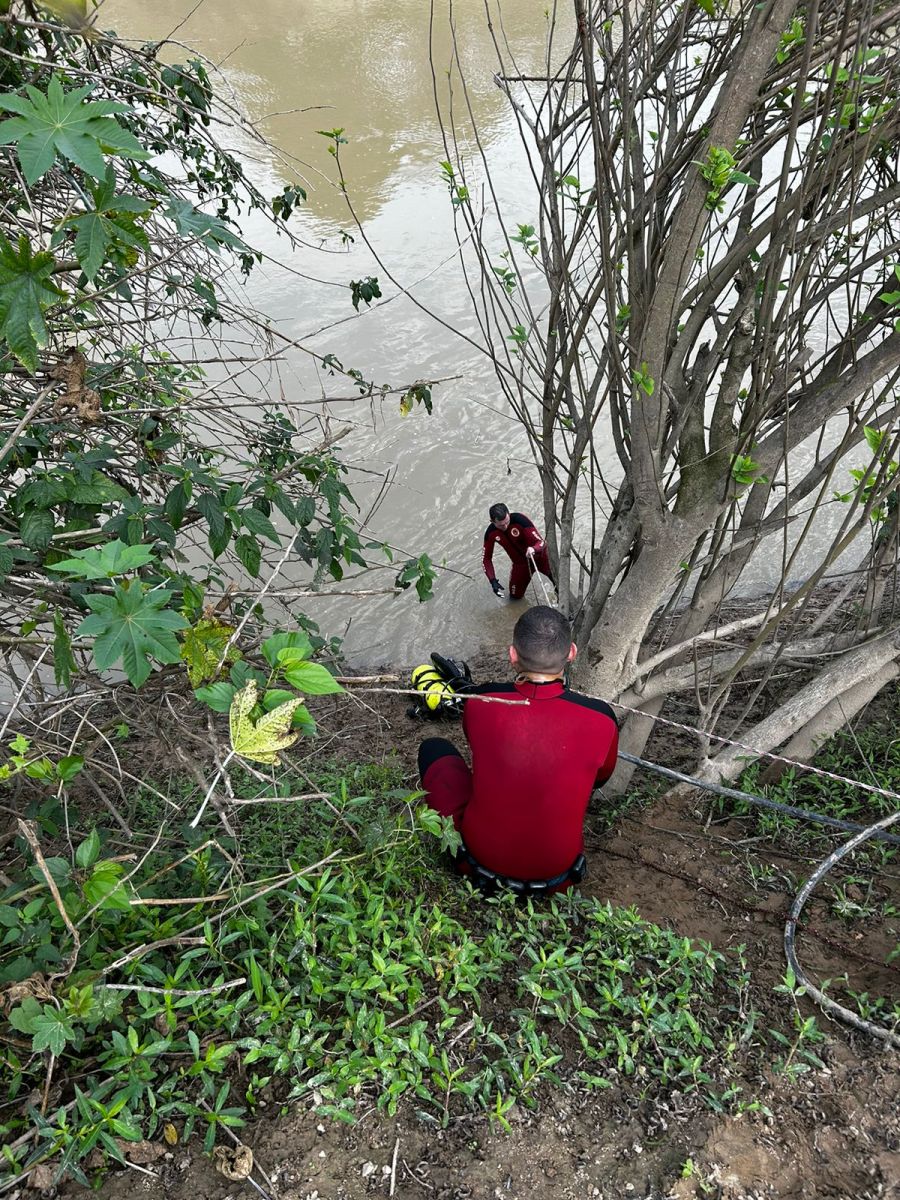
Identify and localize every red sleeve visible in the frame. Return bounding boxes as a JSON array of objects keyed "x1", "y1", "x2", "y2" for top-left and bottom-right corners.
[
  {"x1": 595, "y1": 720, "x2": 619, "y2": 785},
  {"x1": 522, "y1": 525, "x2": 545, "y2": 551},
  {"x1": 482, "y1": 529, "x2": 498, "y2": 582}
]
